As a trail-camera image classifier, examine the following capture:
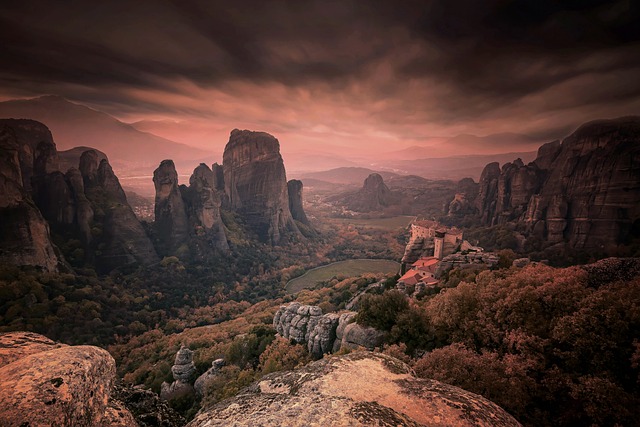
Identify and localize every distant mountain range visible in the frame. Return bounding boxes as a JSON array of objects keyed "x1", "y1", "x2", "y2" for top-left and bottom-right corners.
[
  {"x1": 0, "y1": 95, "x2": 543, "y2": 183},
  {"x1": 0, "y1": 96, "x2": 212, "y2": 177}
]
